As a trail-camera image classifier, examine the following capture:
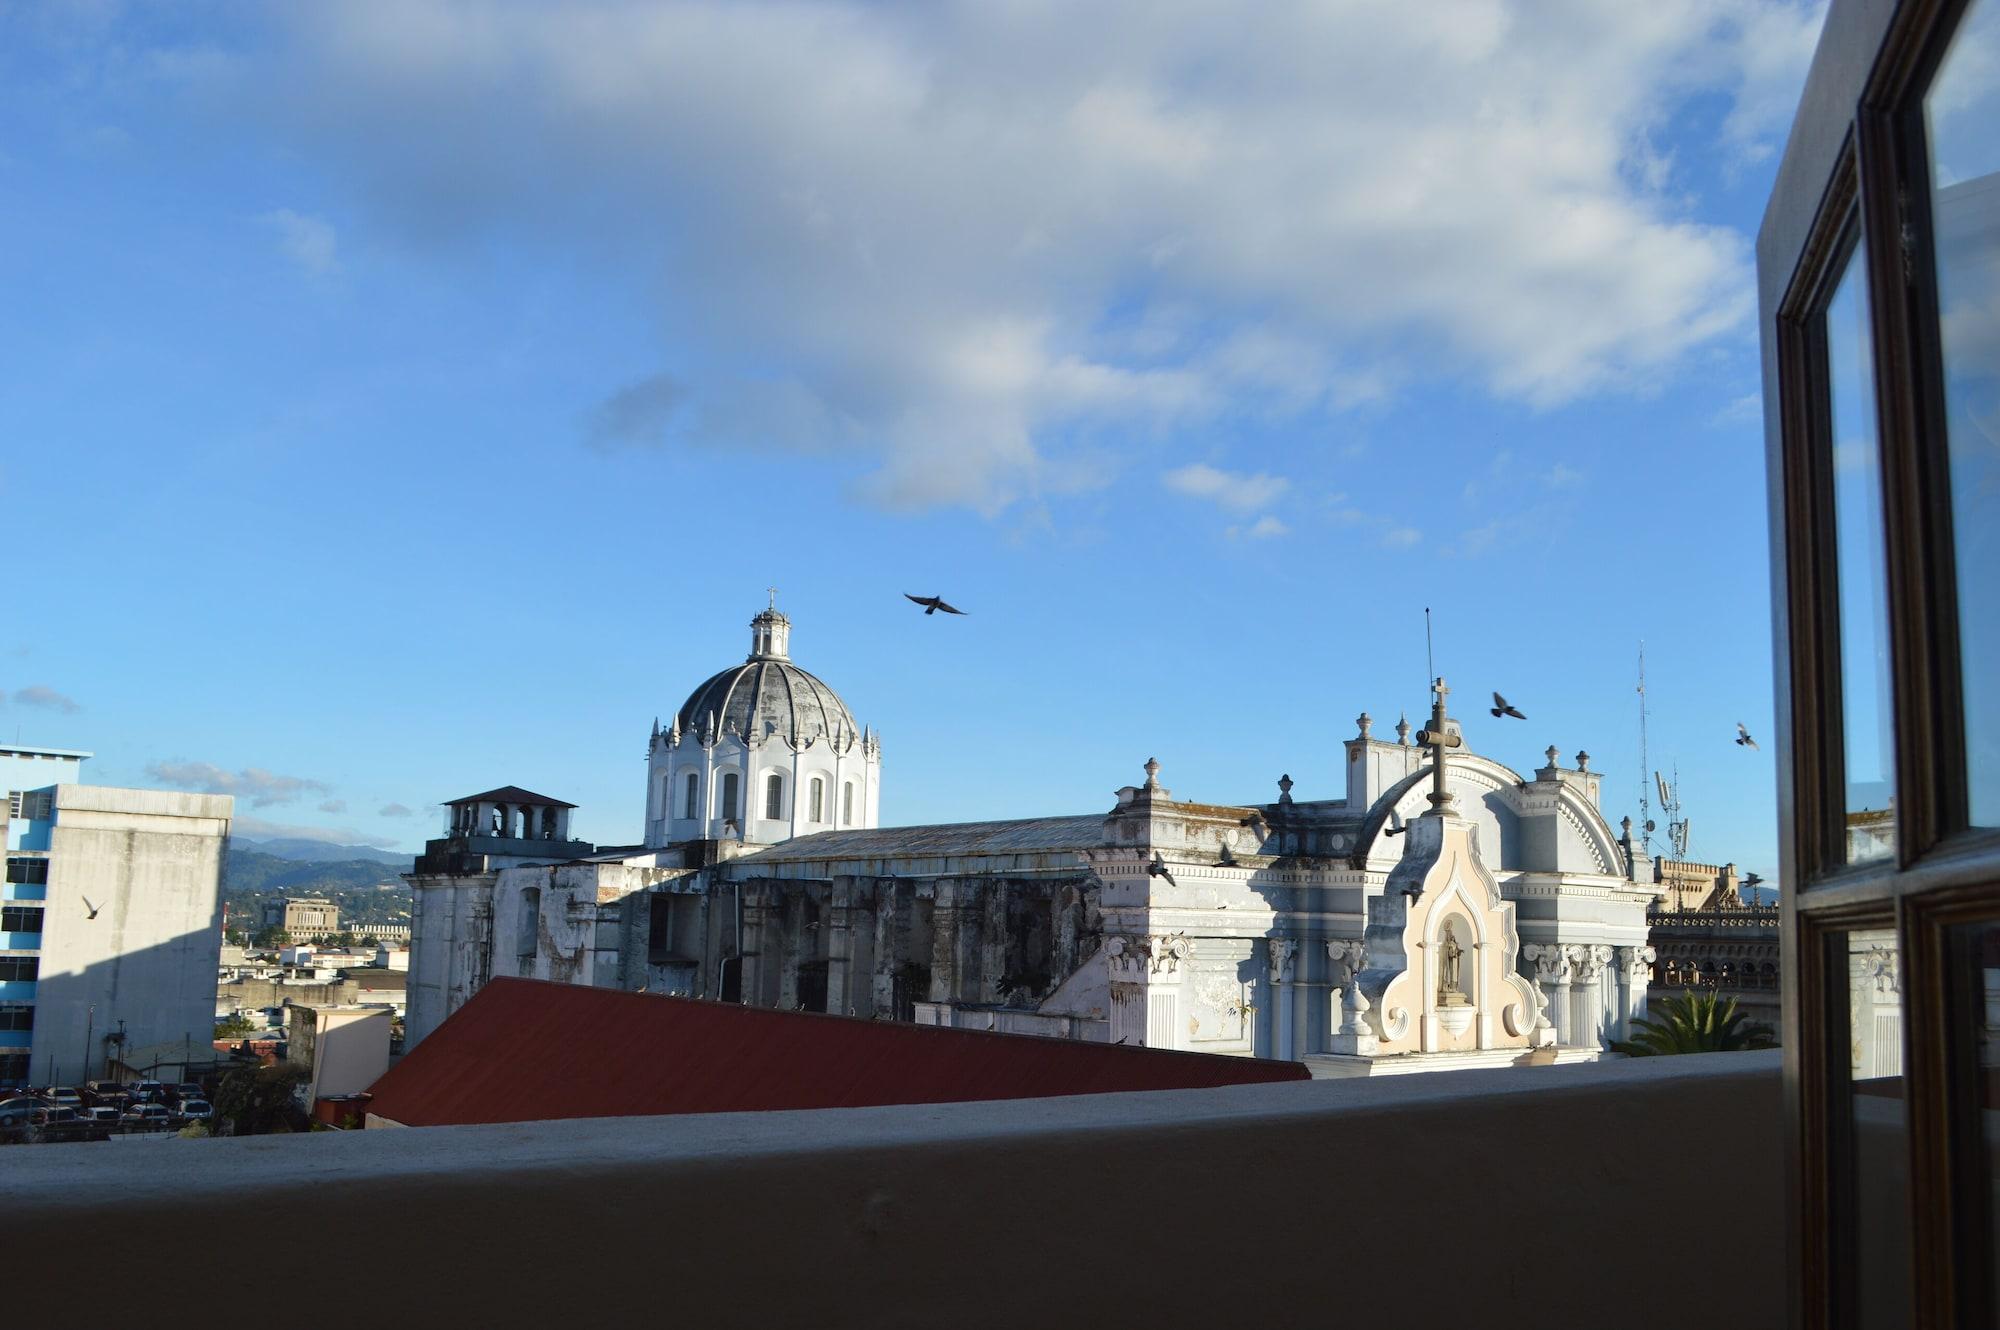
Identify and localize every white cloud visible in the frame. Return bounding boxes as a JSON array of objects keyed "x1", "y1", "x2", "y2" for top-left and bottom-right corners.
[
  {"x1": 146, "y1": 760, "x2": 332, "y2": 807},
  {"x1": 10, "y1": 685, "x2": 80, "y2": 713},
  {"x1": 1163, "y1": 462, "x2": 1290, "y2": 513},
  {"x1": 1226, "y1": 515, "x2": 1290, "y2": 540},
  {"x1": 232, "y1": 814, "x2": 401, "y2": 849},
  {"x1": 258, "y1": 207, "x2": 339, "y2": 275},
  {"x1": 216, "y1": 0, "x2": 1818, "y2": 509},
  {"x1": 1545, "y1": 463, "x2": 1585, "y2": 489}
]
